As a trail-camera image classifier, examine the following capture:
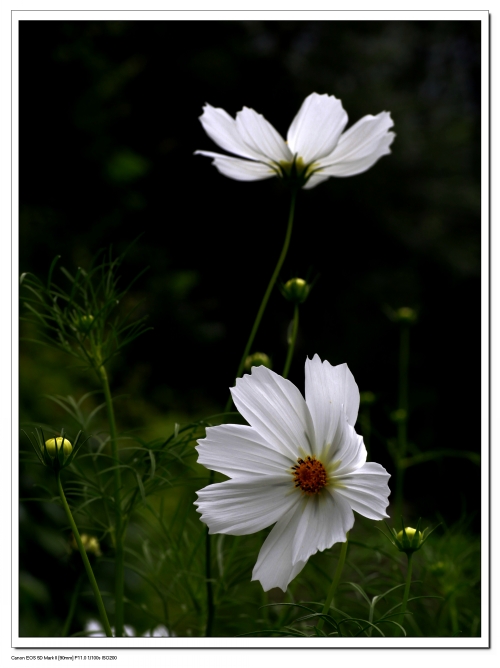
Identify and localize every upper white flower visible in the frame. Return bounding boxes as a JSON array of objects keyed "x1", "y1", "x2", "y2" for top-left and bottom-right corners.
[
  {"x1": 195, "y1": 355, "x2": 391, "y2": 592},
  {"x1": 195, "y1": 92, "x2": 395, "y2": 189}
]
